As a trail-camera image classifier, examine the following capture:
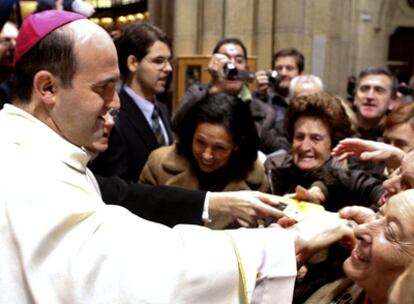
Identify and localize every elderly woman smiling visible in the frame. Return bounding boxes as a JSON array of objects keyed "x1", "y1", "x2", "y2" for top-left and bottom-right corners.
[
  {"x1": 304, "y1": 188, "x2": 414, "y2": 304},
  {"x1": 266, "y1": 94, "x2": 384, "y2": 211}
]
